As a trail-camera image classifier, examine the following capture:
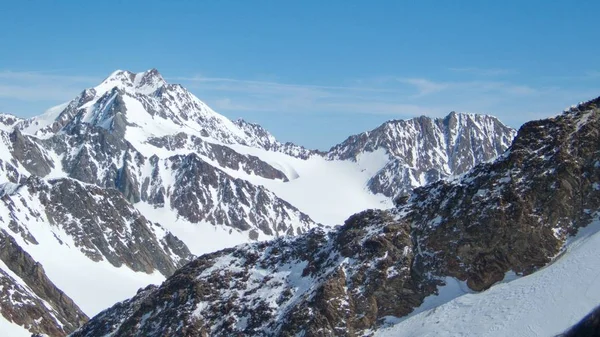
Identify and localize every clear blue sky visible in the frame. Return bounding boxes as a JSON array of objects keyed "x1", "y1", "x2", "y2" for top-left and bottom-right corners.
[{"x1": 1, "y1": 0, "x2": 599, "y2": 150}]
